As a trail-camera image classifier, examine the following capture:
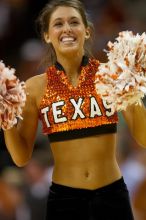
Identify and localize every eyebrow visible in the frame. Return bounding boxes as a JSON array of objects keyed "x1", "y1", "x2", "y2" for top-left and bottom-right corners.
[{"x1": 52, "y1": 16, "x2": 80, "y2": 23}]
